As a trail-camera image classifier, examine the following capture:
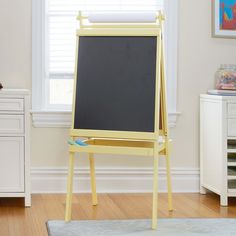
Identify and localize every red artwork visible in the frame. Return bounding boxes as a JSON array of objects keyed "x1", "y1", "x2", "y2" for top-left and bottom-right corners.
[{"x1": 220, "y1": 1, "x2": 236, "y2": 30}]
